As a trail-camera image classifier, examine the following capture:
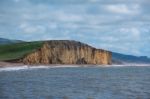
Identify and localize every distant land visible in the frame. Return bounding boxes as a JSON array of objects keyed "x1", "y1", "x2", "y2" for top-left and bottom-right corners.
[
  {"x1": 0, "y1": 38, "x2": 24, "y2": 45},
  {"x1": 112, "y1": 52, "x2": 150, "y2": 64},
  {"x1": 0, "y1": 38, "x2": 150, "y2": 66}
]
